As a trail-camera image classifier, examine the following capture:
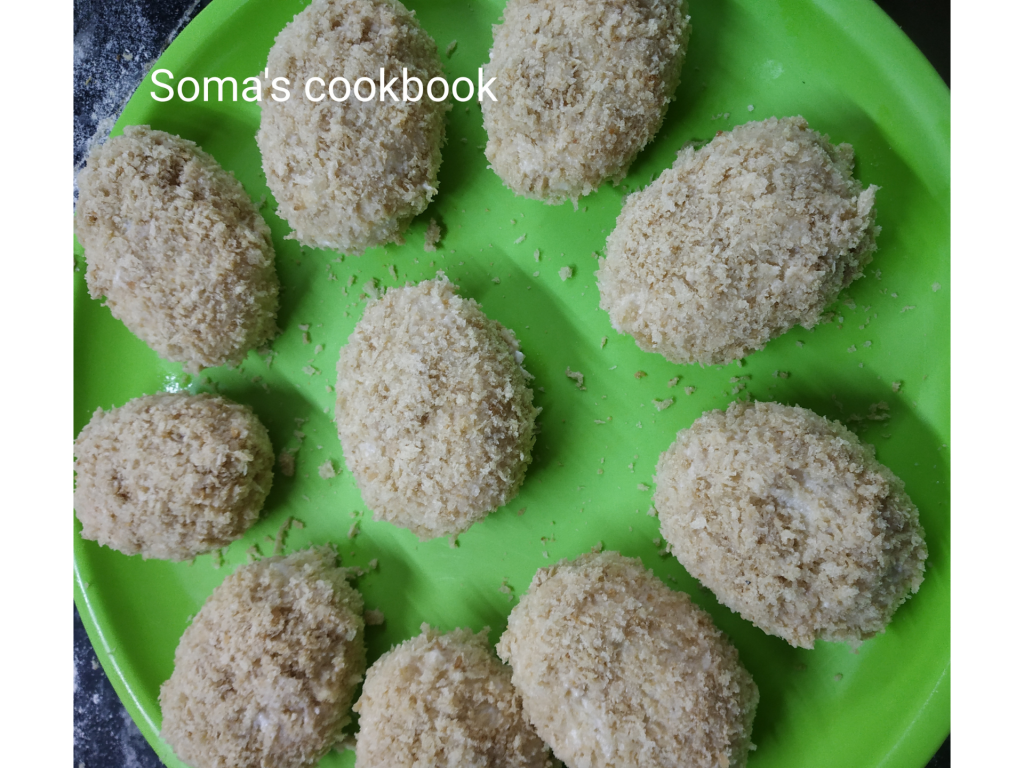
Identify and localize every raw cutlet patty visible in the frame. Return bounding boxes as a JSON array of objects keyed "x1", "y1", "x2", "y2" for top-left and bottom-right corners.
[
  {"x1": 73, "y1": 392, "x2": 273, "y2": 561},
  {"x1": 160, "y1": 547, "x2": 366, "y2": 768},
  {"x1": 654, "y1": 400, "x2": 928, "y2": 649},
  {"x1": 482, "y1": 0, "x2": 690, "y2": 204},
  {"x1": 354, "y1": 624, "x2": 551, "y2": 768},
  {"x1": 497, "y1": 551, "x2": 758, "y2": 768},
  {"x1": 597, "y1": 116, "x2": 878, "y2": 365},
  {"x1": 257, "y1": 0, "x2": 448, "y2": 254},
  {"x1": 335, "y1": 275, "x2": 539, "y2": 540},
  {"x1": 76, "y1": 125, "x2": 279, "y2": 373}
]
